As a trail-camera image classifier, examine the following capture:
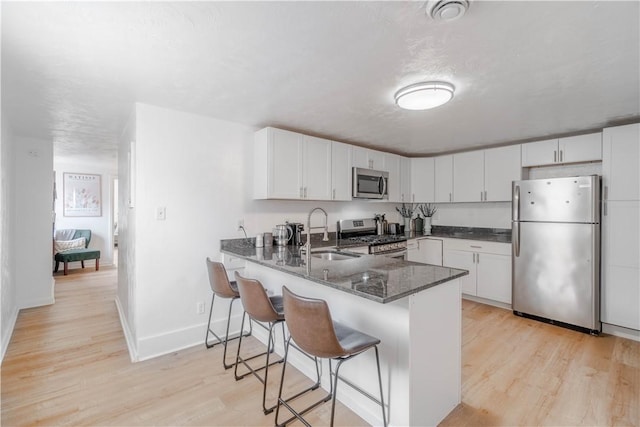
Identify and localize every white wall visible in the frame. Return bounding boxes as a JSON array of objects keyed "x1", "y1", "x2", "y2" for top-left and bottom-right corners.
[
  {"x1": 1, "y1": 114, "x2": 18, "y2": 361},
  {"x1": 14, "y1": 136, "x2": 55, "y2": 309},
  {"x1": 127, "y1": 103, "x2": 401, "y2": 360},
  {"x1": 53, "y1": 157, "x2": 117, "y2": 266},
  {"x1": 116, "y1": 109, "x2": 137, "y2": 358}
]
